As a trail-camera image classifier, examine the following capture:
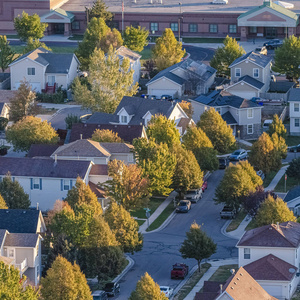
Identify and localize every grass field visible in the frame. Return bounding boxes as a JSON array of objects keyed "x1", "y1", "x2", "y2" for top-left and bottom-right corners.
[
  {"x1": 275, "y1": 175, "x2": 299, "y2": 193},
  {"x1": 130, "y1": 197, "x2": 165, "y2": 219},
  {"x1": 11, "y1": 45, "x2": 77, "y2": 54},
  {"x1": 208, "y1": 264, "x2": 238, "y2": 282},
  {"x1": 226, "y1": 210, "x2": 247, "y2": 232},
  {"x1": 263, "y1": 170, "x2": 278, "y2": 188},
  {"x1": 286, "y1": 135, "x2": 300, "y2": 147}
]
